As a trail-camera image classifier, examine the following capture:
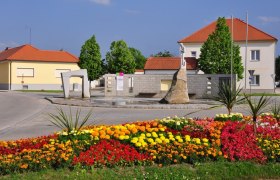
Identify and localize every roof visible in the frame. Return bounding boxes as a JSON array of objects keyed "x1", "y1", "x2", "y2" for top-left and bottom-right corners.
[
  {"x1": 135, "y1": 69, "x2": 144, "y2": 72},
  {"x1": 0, "y1": 44, "x2": 79, "y2": 63},
  {"x1": 179, "y1": 18, "x2": 277, "y2": 43},
  {"x1": 144, "y1": 57, "x2": 198, "y2": 70}
]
